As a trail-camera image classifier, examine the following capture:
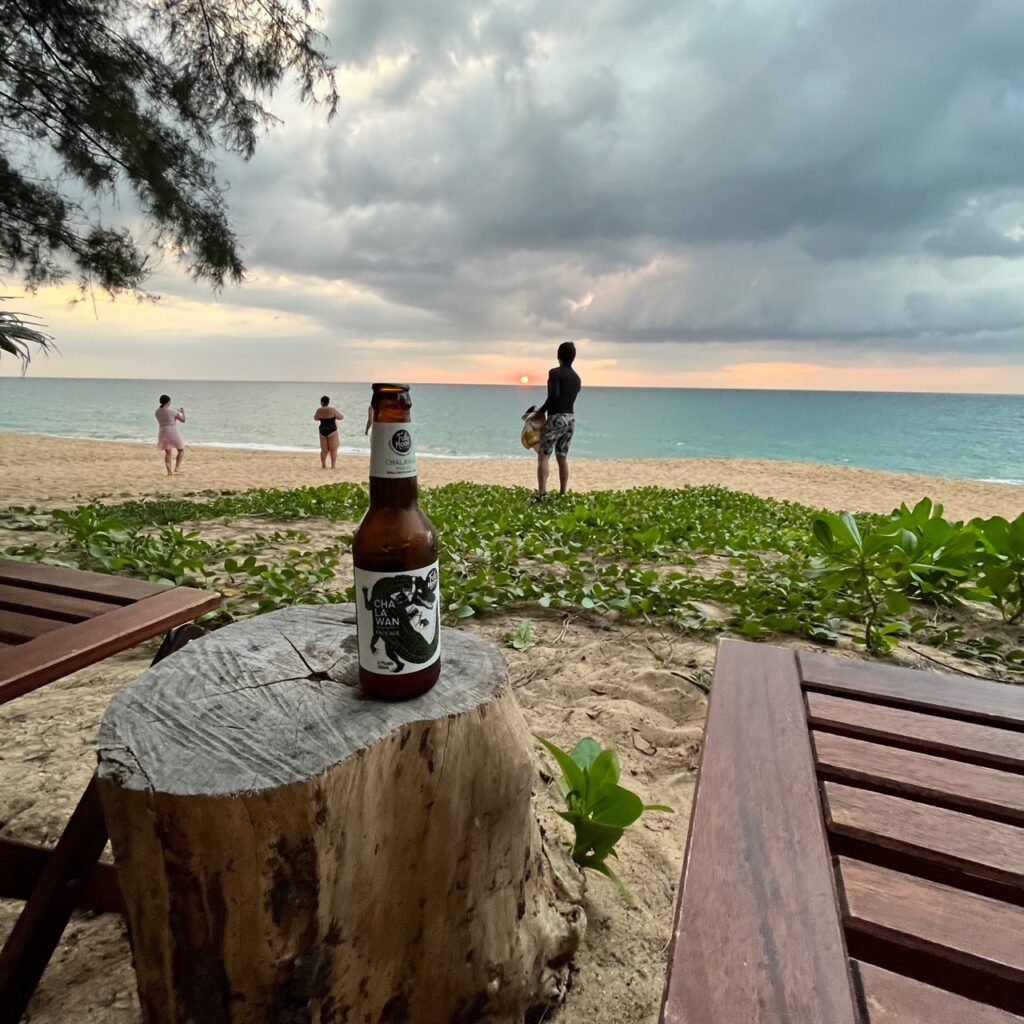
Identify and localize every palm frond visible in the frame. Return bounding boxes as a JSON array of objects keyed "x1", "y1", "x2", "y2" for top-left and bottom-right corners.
[{"x1": 0, "y1": 298, "x2": 56, "y2": 373}]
